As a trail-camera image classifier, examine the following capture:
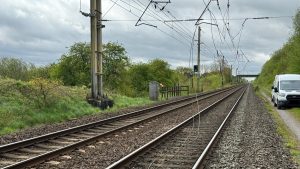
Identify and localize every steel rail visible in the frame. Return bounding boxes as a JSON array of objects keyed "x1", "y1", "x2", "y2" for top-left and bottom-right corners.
[
  {"x1": 0, "y1": 86, "x2": 236, "y2": 154},
  {"x1": 106, "y1": 86, "x2": 245, "y2": 169},
  {"x1": 192, "y1": 85, "x2": 247, "y2": 169},
  {"x1": 0, "y1": 86, "x2": 240, "y2": 169}
]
